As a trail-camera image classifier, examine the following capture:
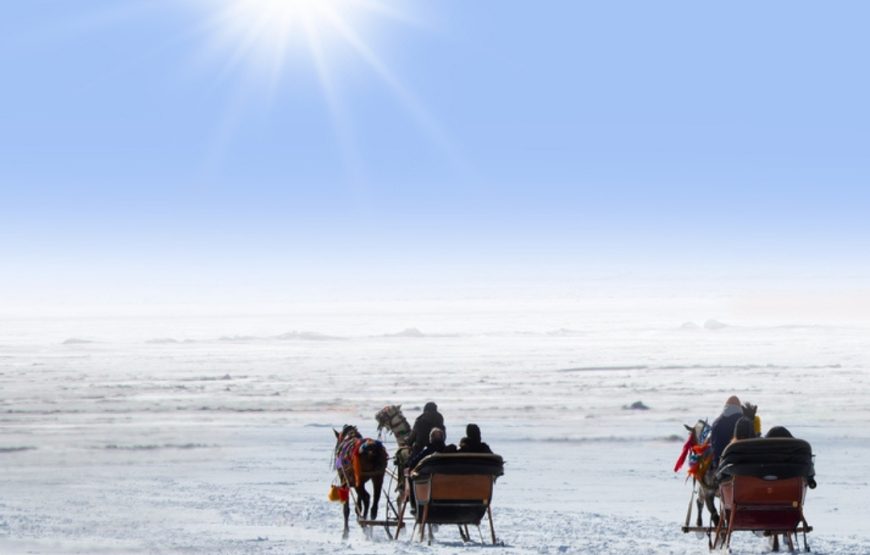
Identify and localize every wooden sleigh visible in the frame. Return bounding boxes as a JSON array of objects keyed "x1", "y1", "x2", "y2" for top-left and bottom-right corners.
[
  {"x1": 712, "y1": 438, "x2": 815, "y2": 552},
  {"x1": 396, "y1": 453, "x2": 505, "y2": 545}
]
